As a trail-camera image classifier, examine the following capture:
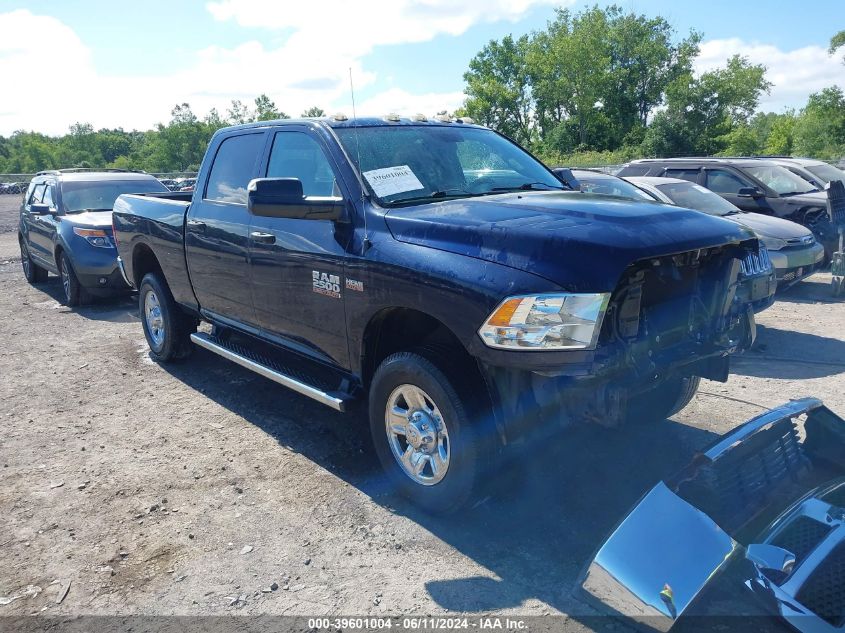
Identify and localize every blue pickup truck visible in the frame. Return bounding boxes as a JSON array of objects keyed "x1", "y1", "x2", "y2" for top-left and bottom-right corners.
[{"x1": 113, "y1": 115, "x2": 760, "y2": 513}]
